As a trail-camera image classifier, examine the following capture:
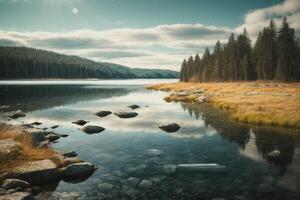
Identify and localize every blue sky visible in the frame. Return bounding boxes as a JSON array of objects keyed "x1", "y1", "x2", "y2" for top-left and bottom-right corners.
[{"x1": 0, "y1": 0, "x2": 299, "y2": 70}]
